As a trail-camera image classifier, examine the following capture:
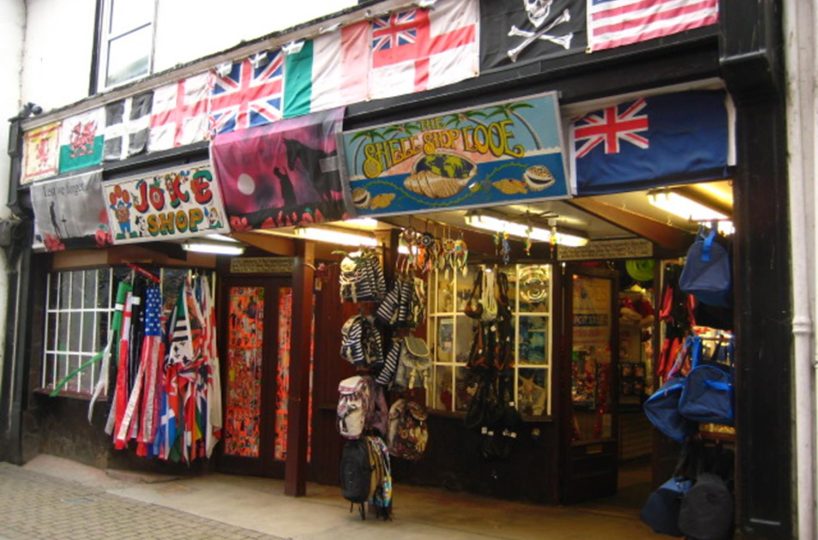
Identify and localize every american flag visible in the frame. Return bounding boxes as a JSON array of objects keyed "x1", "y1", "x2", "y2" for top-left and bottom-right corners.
[
  {"x1": 588, "y1": 0, "x2": 719, "y2": 52},
  {"x1": 574, "y1": 98, "x2": 649, "y2": 158},
  {"x1": 372, "y1": 11, "x2": 418, "y2": 51},
  {"x1": 209, "y1": 50, "x2": 283, "y2": 135}
]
